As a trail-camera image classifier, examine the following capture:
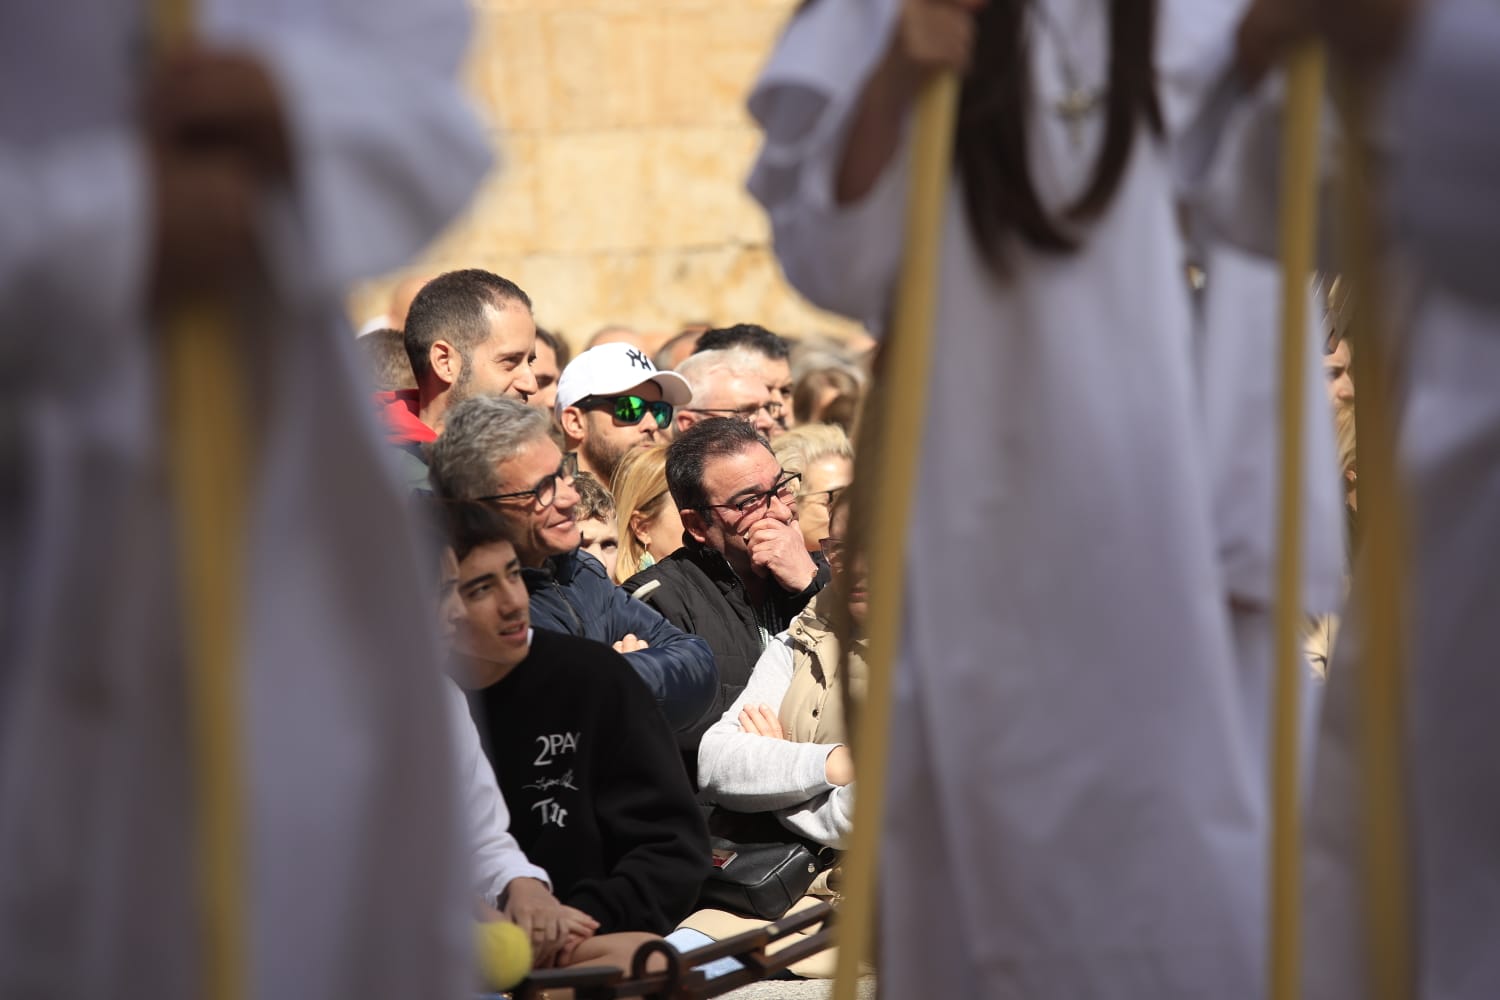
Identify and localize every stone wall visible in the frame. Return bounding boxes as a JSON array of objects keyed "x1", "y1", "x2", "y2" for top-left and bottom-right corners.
[{"x1": 348, "y1": 0, "x2": 867, "y2": 350}]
